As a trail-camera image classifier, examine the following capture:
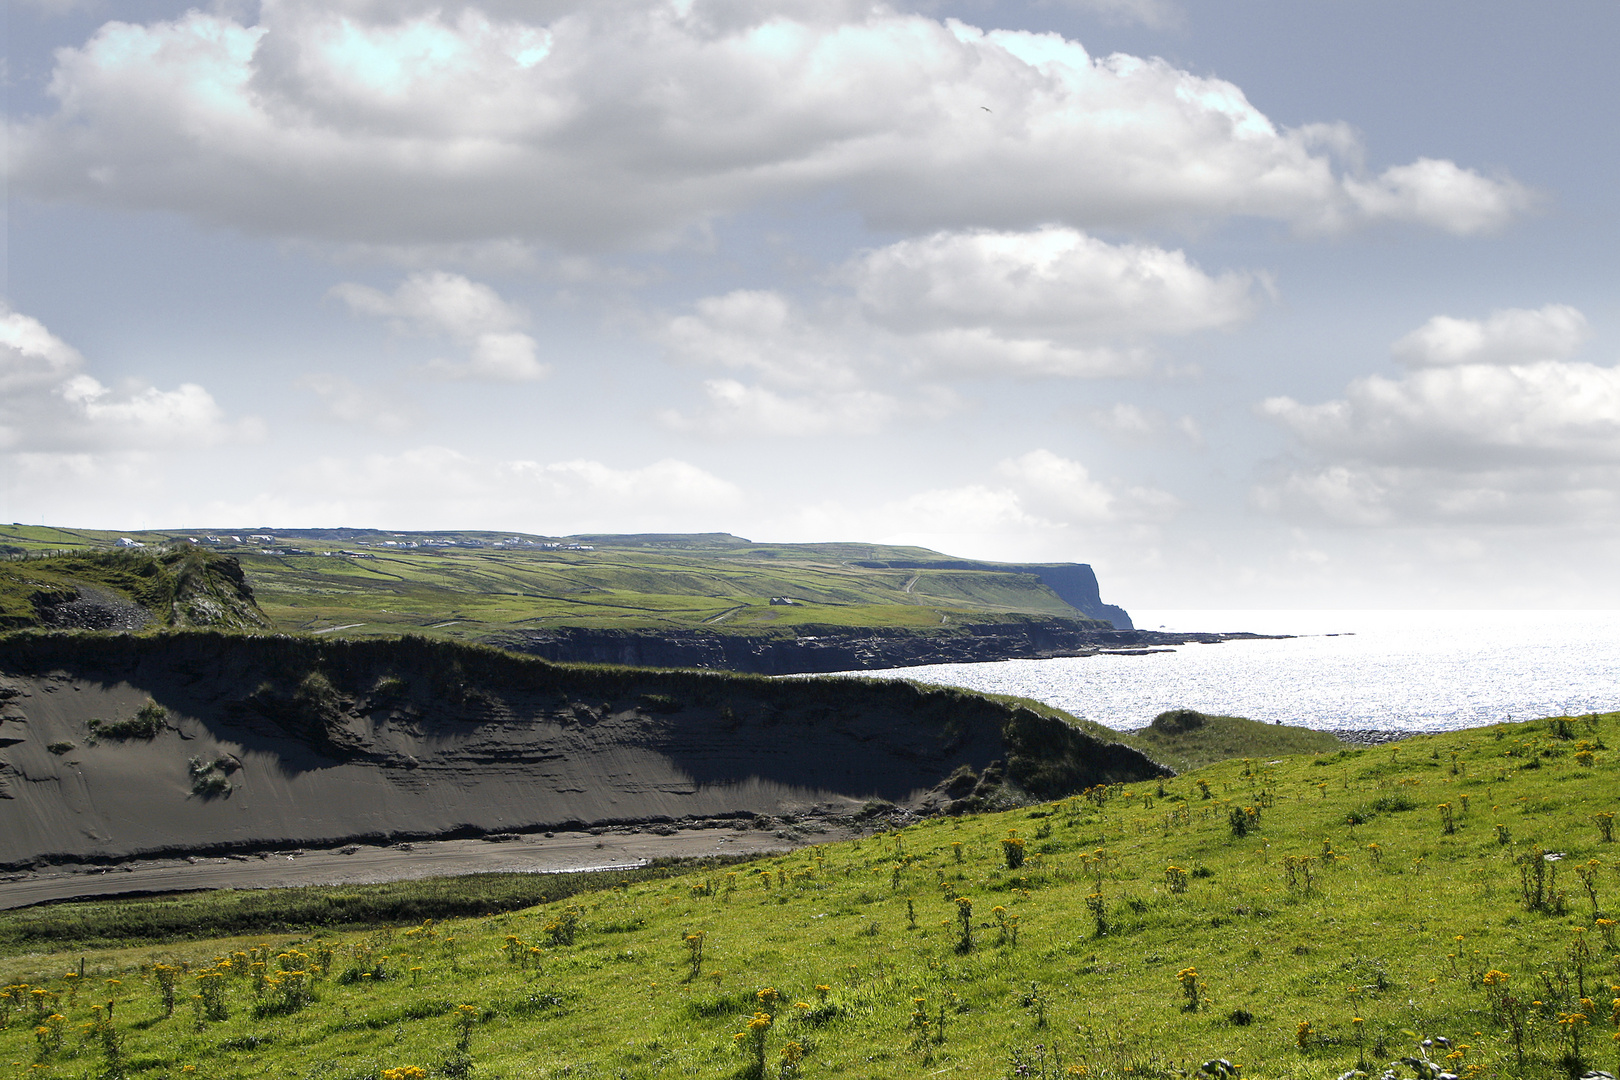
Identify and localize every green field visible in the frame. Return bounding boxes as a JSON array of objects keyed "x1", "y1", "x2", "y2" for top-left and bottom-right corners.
[
  {"x1": 3, "y1": 712, "x2": 1616, "y2": 1080},
  {"x1": 0, "y1": 526, "x2": 1108, "y2": 642}
]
